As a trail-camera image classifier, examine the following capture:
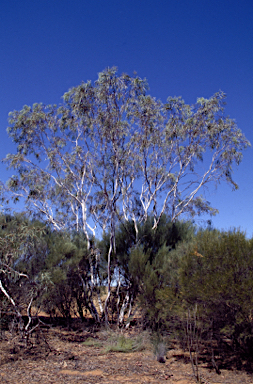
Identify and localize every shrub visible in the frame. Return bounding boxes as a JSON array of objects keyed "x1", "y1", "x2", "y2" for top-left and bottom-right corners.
[{"x1": 179, "y1": 229, "x2": 253, "y2": 356}]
